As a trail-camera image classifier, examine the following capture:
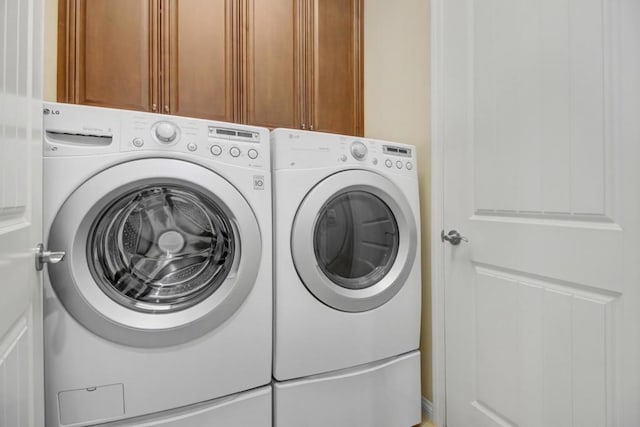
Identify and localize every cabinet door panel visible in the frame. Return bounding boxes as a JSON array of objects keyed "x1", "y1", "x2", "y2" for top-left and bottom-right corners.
[
  {"x1": 73, "y1": 0, "x2": 158, "y2": 111},
  {"x1": 310, "y1": 0, "x2": 363, "y2": 136},
  {"x1": 166, "y1": 0, "x2": 238, "y2": 121},
  {"x1": 243, "y1": 0, "x2": 301, "y2": 129}
]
